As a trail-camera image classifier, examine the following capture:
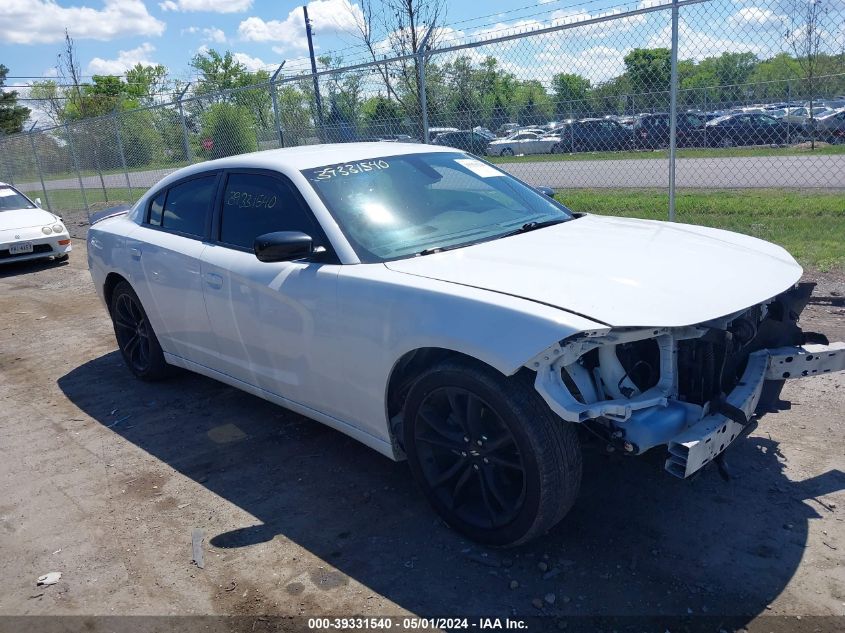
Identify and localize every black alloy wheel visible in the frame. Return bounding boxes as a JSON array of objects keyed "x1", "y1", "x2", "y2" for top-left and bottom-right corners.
[
  {"x1": 110, "y1": 281, "x2": 169, "y2": 380},
  {"x1": 403, "y1": 360, "x2": 582, "y2": 546},
  {"x1": 413, "y1": 386, "x2": 526, "y2": 530}
]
